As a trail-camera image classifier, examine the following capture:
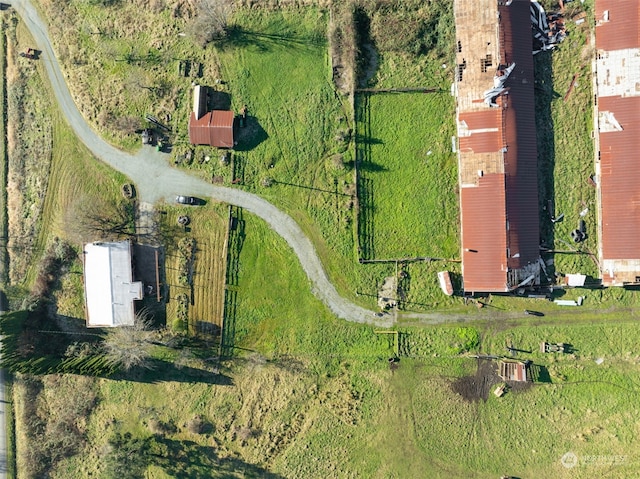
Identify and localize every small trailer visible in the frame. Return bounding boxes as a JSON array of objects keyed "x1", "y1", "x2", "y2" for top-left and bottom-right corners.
[{"x1": 437, "y1": 271, "x2": 454, "y2": 296}]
